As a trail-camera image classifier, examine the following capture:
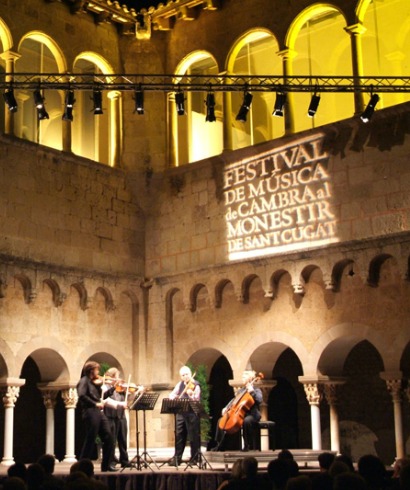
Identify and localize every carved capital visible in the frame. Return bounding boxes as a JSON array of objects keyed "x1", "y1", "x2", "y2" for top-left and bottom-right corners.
[
  {"x1": 292, "y1": 283, "x2": 305, "y2": 296},
  {"x1": 303, "y1": 383, "x2": 321, "y2": 406},
  {"x1": 42, "y1": 390, "x2": 58, "y2": 409},
  {"x1": 61, "y1": 388, "x2": 78, "y2": 409},
  {"x1": 2, "y1": 386, "x2": 20, "y2": 408},
  {"x1": 386, "y1": 379, "x2": 402, "y2": 402},
  {"x1": 323, "y1": 384, "x2": 338, "y2": 405}
]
